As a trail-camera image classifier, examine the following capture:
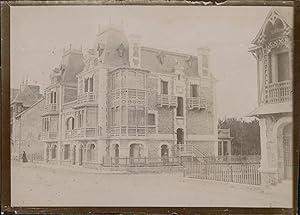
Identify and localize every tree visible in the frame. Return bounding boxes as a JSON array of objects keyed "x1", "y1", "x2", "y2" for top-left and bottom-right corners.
[{"x1": 218, "y1": 117, "x2": 261, "y2": 155}]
